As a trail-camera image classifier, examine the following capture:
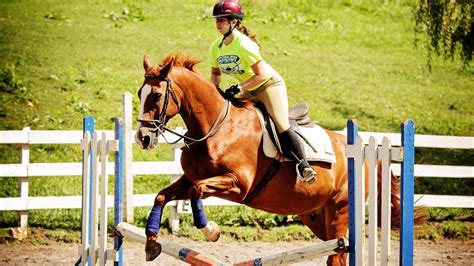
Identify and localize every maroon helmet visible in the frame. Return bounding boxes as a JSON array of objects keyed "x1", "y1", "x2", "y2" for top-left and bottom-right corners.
[{"x1": 213, "y1": 0, "x2": 244, "y2": 20}]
